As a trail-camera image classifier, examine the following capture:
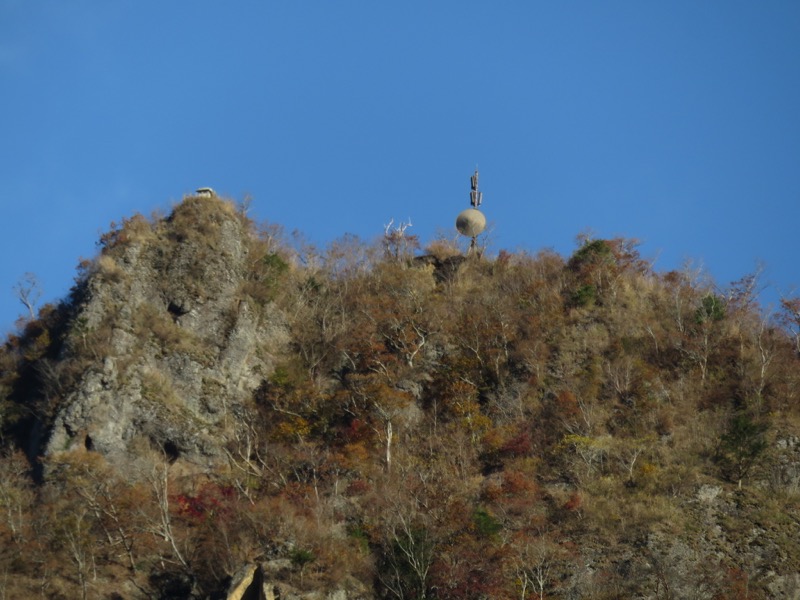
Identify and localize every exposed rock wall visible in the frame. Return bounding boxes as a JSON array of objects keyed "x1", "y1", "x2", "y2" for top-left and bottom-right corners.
[{"x1": 45, "y1": 197, "x2": 288, "y2": 470}]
